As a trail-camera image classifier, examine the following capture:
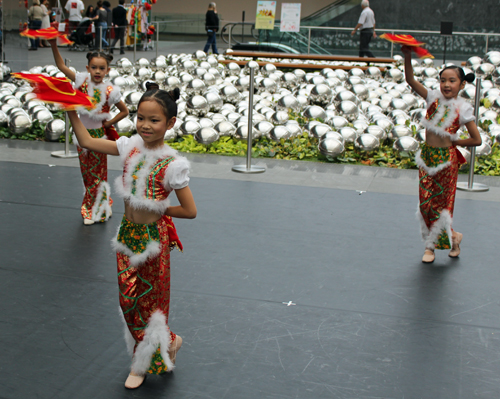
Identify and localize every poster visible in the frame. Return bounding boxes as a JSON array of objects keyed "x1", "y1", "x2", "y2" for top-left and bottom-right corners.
[
  {"x1": 255, "y1": 1, "x2": 276, "y2": 30},
  {"x1": 280, "y1": 3, "x2": 301, "y2": 32}
]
